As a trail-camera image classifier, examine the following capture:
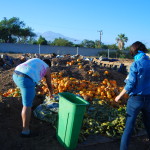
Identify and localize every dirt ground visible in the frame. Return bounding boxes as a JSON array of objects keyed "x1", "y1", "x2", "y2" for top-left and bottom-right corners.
[{"x1": 0, "y1": 56, "x2": 150, "y2": 150}]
